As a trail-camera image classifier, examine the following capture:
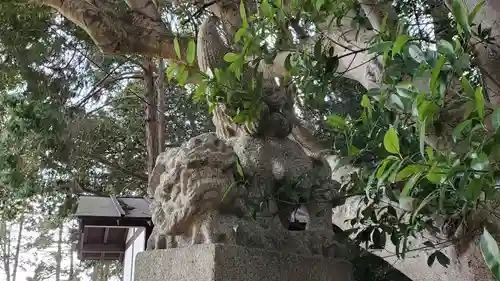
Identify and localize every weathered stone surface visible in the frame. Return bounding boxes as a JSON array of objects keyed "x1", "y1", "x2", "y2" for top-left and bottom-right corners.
[
  {"x1": 147, "y1": 132, "x2": 344, "y2": 250},
  {"x1": 147, "y1": 133, "x2": 247, "y2": 249},
  {"x1": 227, "y1": 135, "x2": 342, "y2": 230},
  {"x1": 135, "y1": 244, "x2": 353, "y2": 281}
]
